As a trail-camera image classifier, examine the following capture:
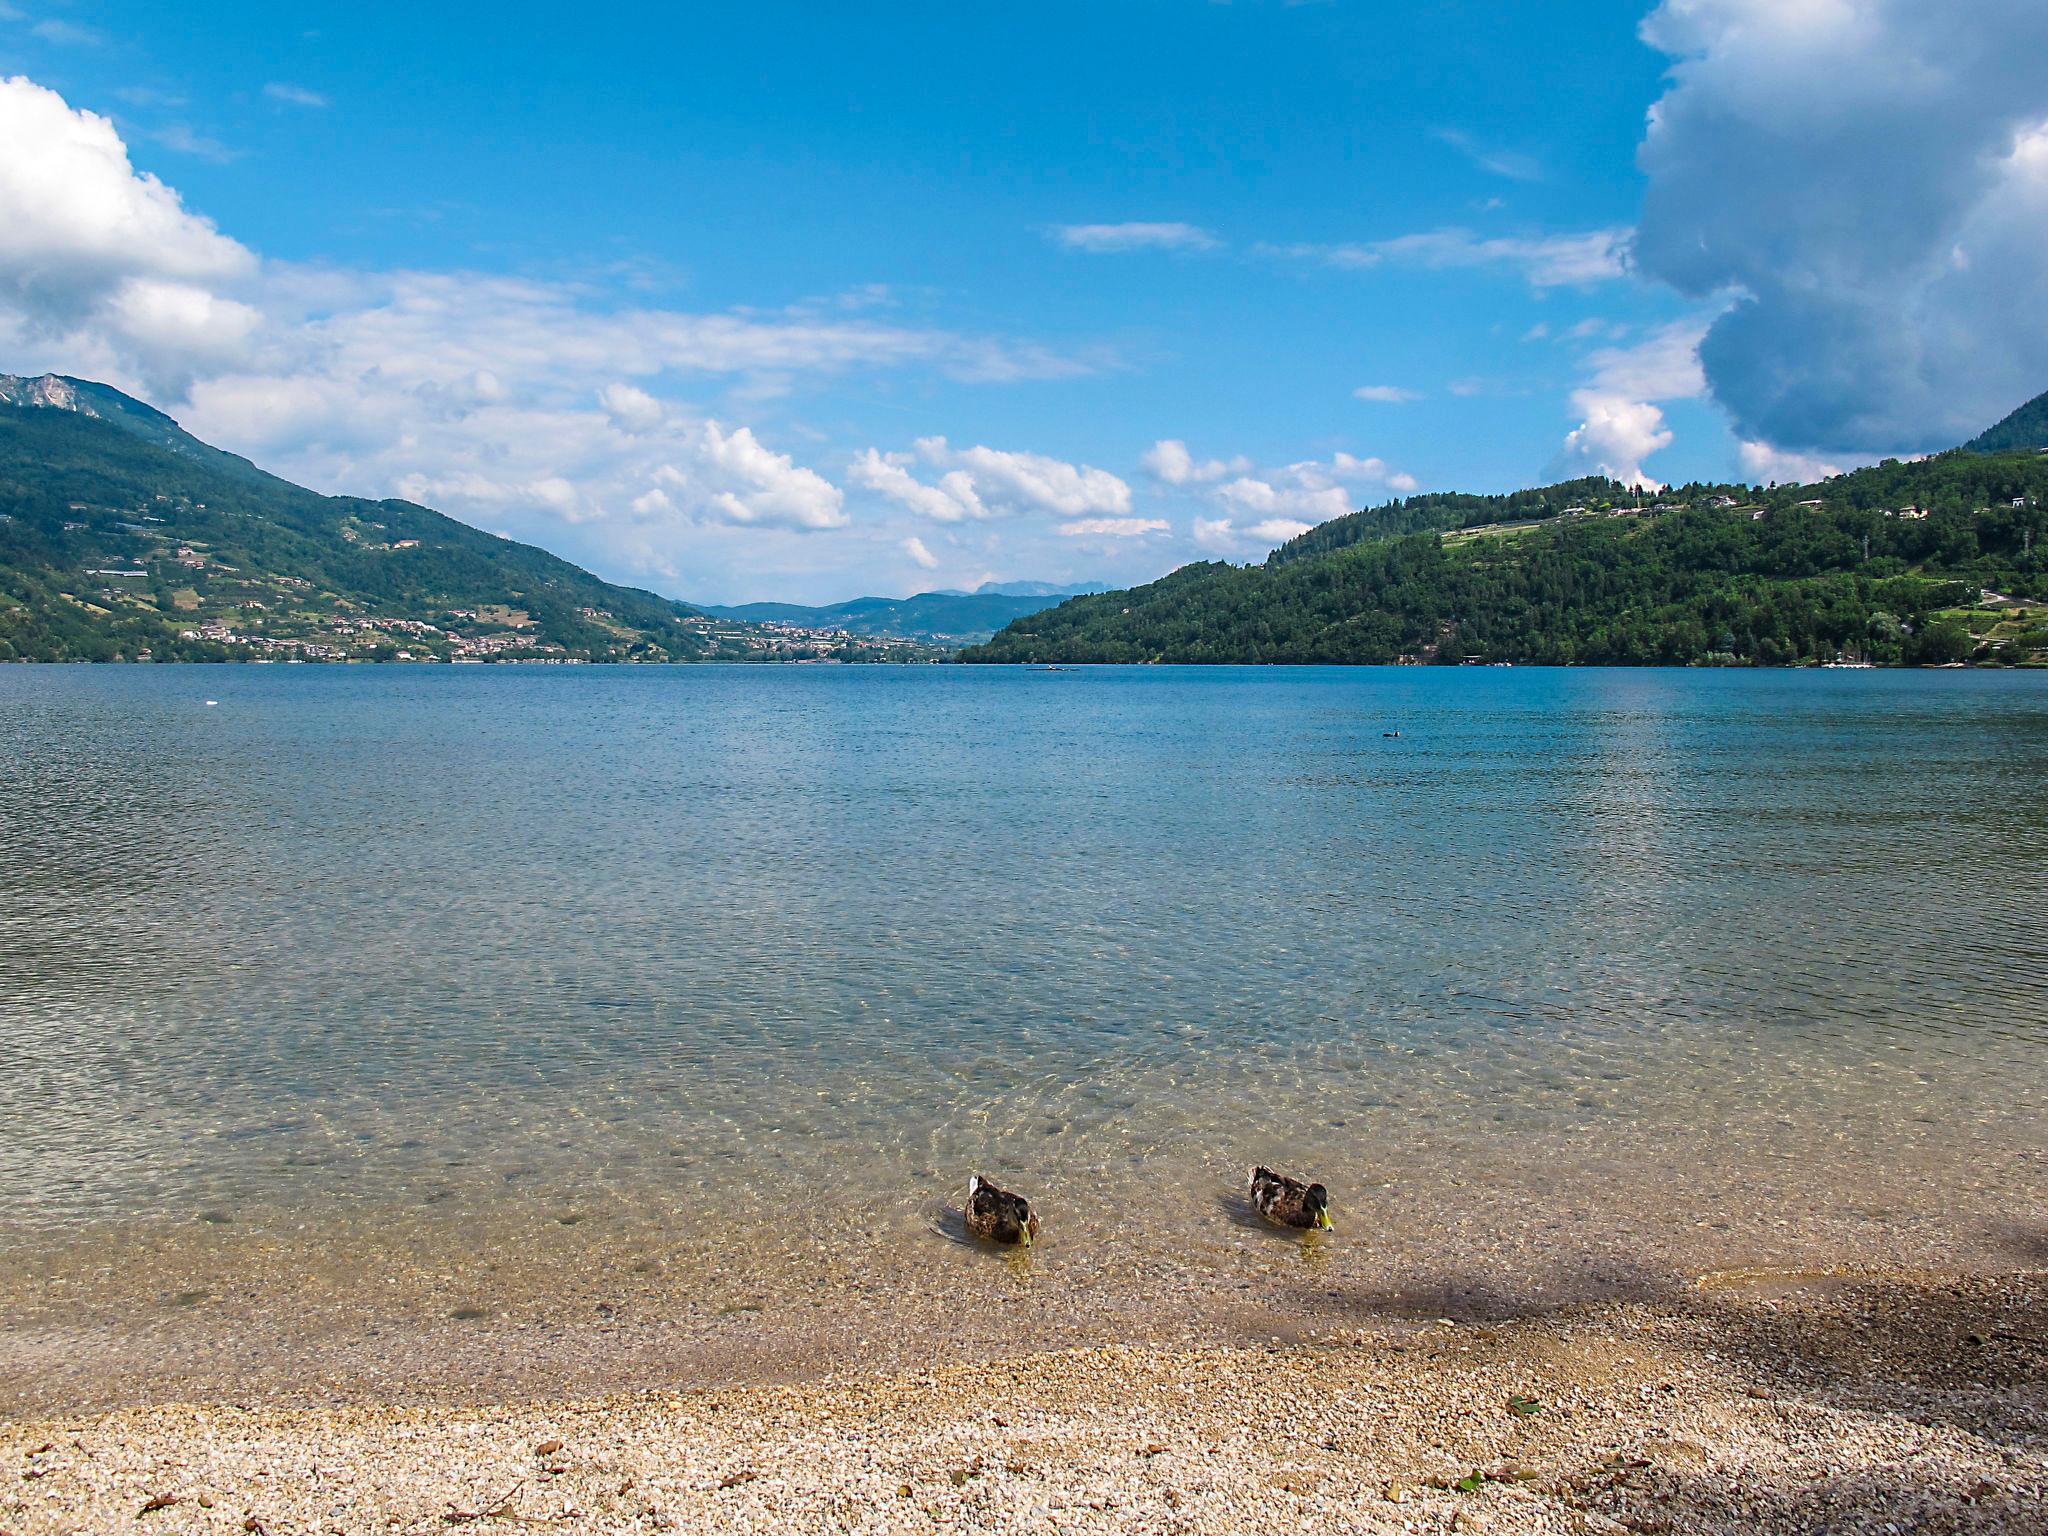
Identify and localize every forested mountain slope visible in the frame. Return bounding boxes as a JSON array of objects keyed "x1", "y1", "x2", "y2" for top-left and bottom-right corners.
[
  {"x1": 0, "y1": 375, "x2": 763, "y2": 662},
  {"x1": 966, "y1": 451, "x2": 2048, "y2": 667}
]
